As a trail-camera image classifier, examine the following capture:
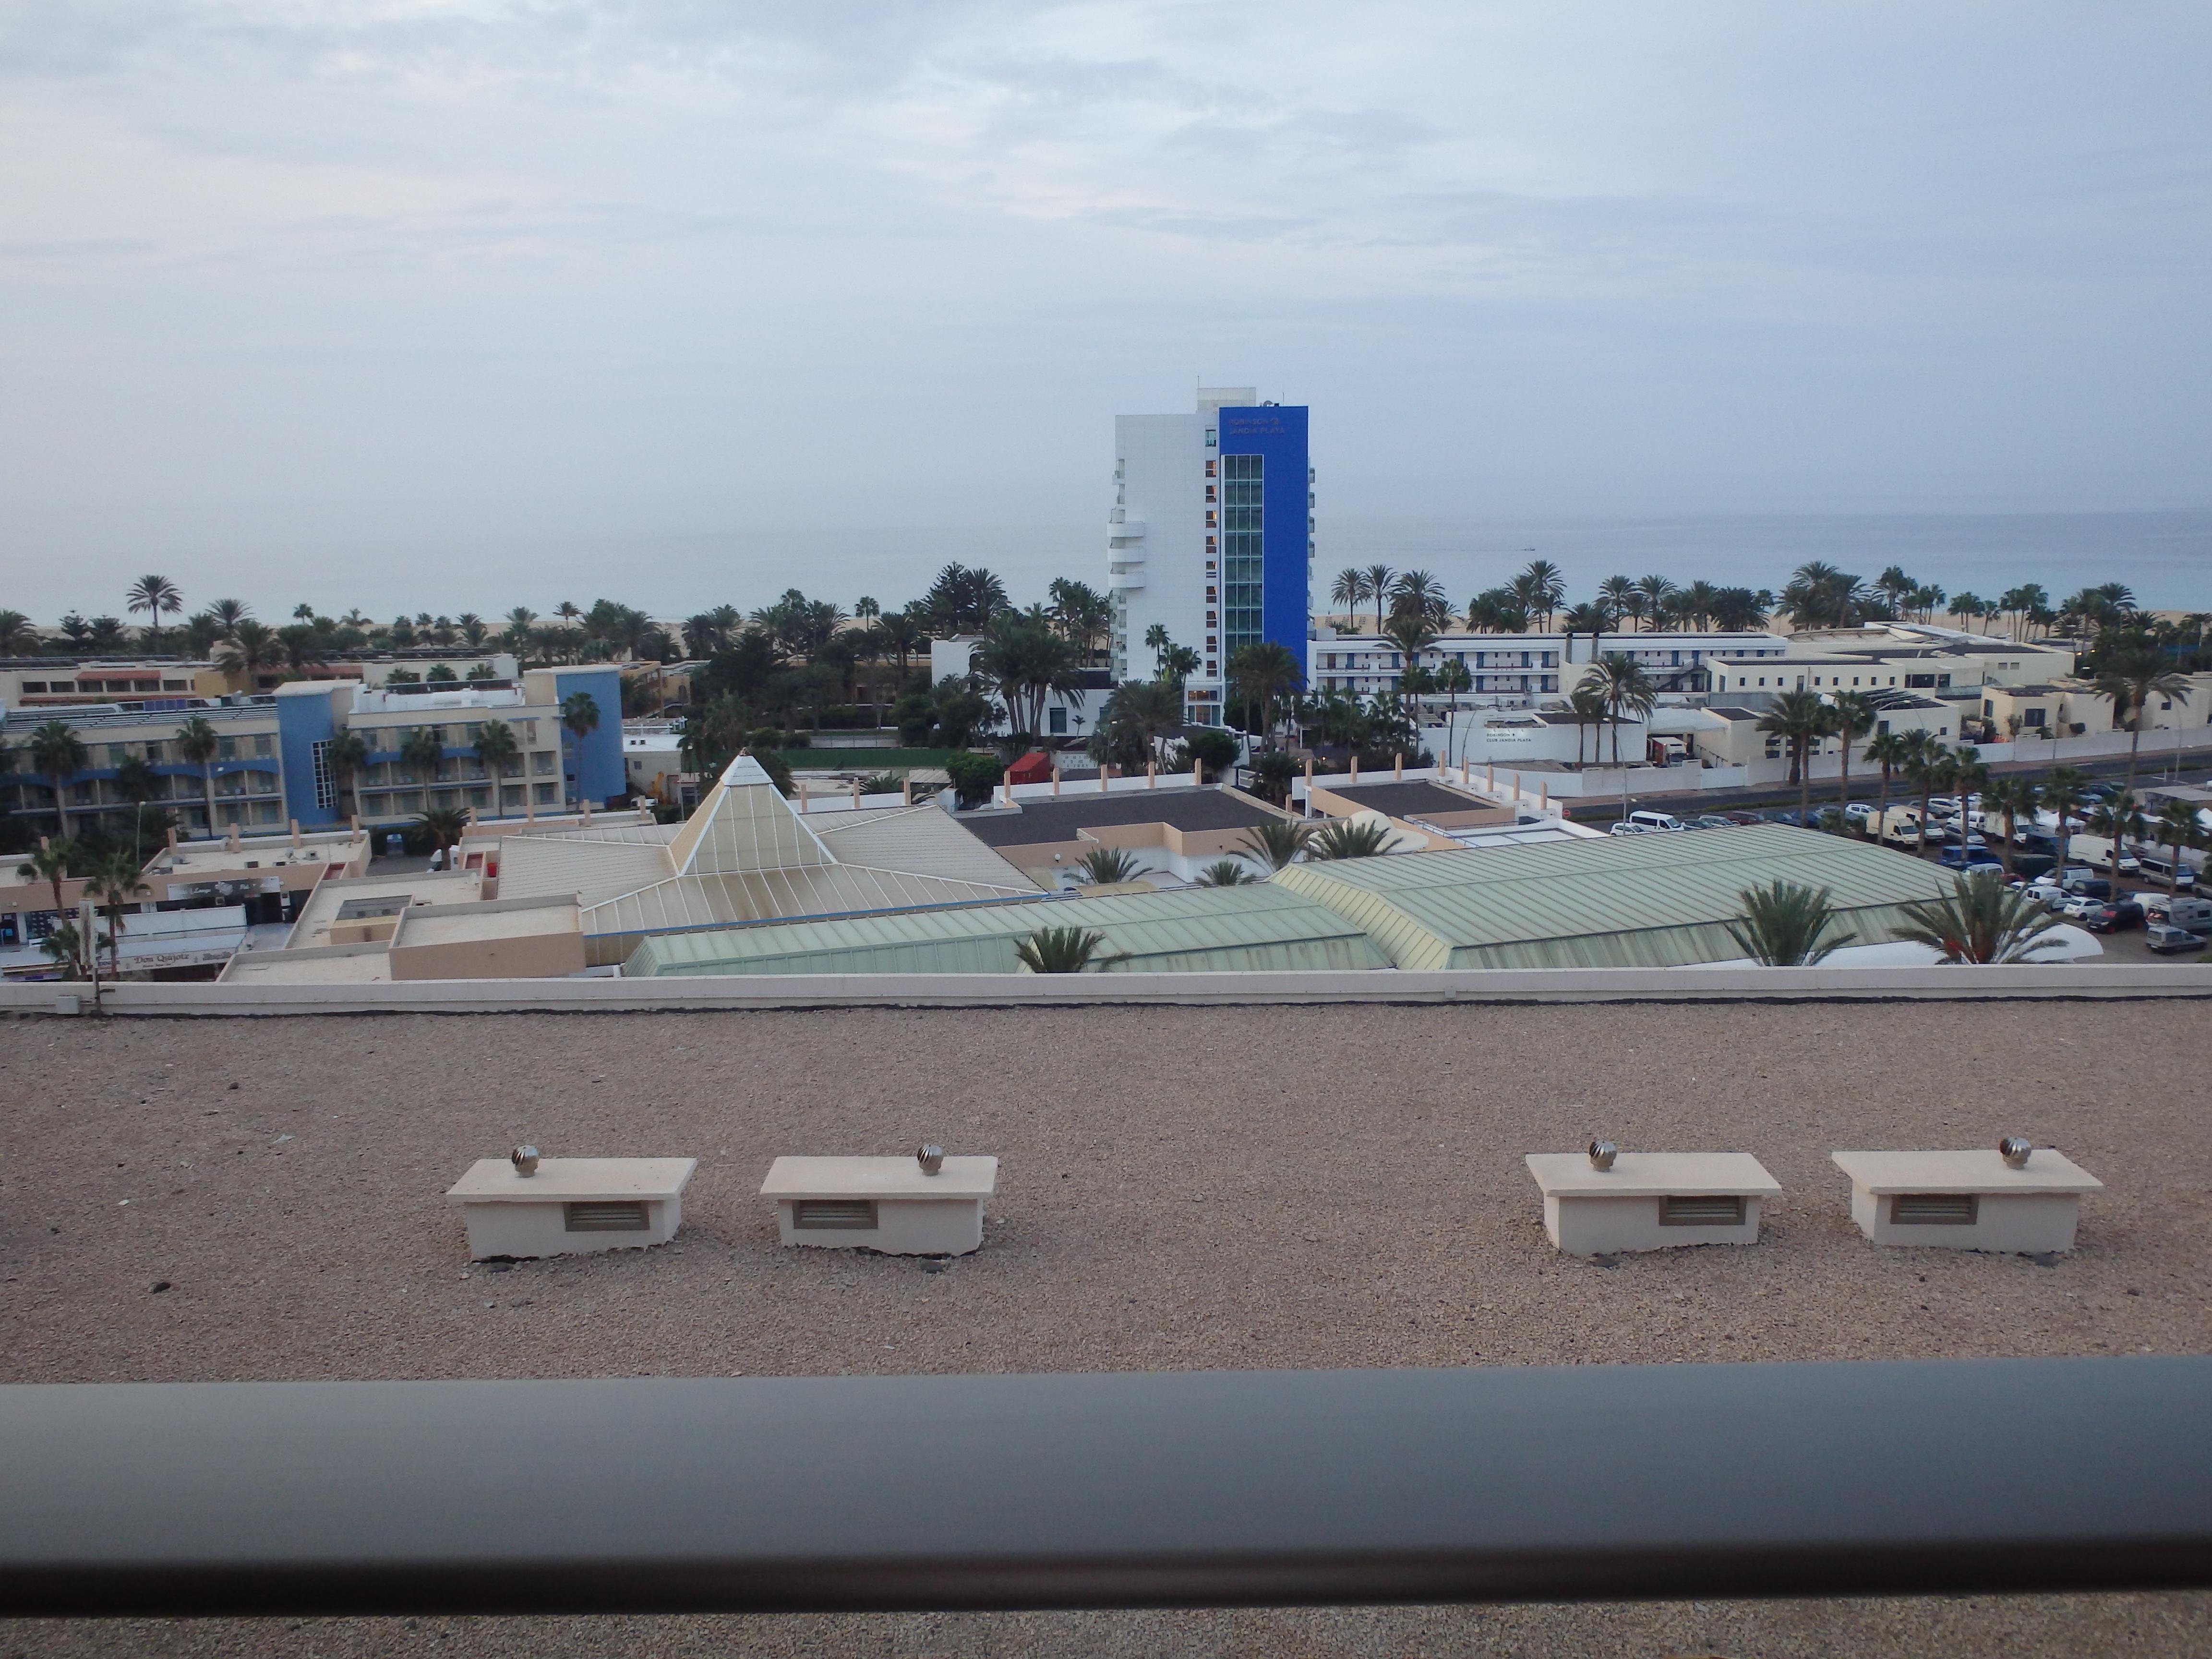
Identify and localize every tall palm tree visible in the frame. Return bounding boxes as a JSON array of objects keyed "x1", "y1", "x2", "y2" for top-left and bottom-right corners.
[
  {"x1": 1892, "y1": 872, "x2": 2063, "y2": 963},
  {"x1": 215, "y1": 619, "x2": 279, "y2": 683},
  {"x1": 1863, "y1": 729, "x2": 1914, "y2": 834},
  {"x1": 1389, "y1": 570, "x2": 1451, "y2": 630},
  {"x1": 2084, "y1": 793, "x2": 2148, "y2": 893},
  {"x1": 325, "y1": 729, "x2": 370, "y2": 820},
  {"x1": 84, "y1": 848, "x2": 150, "y2": 977},
  {"x1": 16, "y1": 840, "x2": 81, "y2": 973},
  {"x1": 1950, "y1": 747, "x2": 1991, "y2": 840},
  {"x1": 1591, "y1": 654, "x2": 1657, "y2": 766},
  {"x1": 1238, "y1": 819, "x2": 1314, "y2": 870},
  {"x1": 1726, "y1": 880, "x2": 1852, "y2": 965},
  {"x1": 1361, "y1": 565, "x2": 1396, "y2": 636},
  {"x1": 1981, "y1": 776, "x2": 2041, "y2": 877},
  {"x1": 1559, "y1": 602, "x2": 1610, "y2": 667},
  {"x1": 473, "y1": 719, "x2": 521, "y2": 810},
  {"x1": 1376, "y1": 615, "x2": 1436, "y2": 719},
  {"x1": 1227, "y1": 639, "x2": 1306, "y2": 748},
  {"x1": 1756, "y1": 688, "x2": 1833, "y2": 824},
  {"x1": 2152, "y1": 798, "x2": 2206, "y2": 895},
  {"x1": 125, "y1": 576, "x2": 183, "y2": 646},
  {"x1": 174, "y1": 715, "x2": 221, "y2": 839},
  {"x1": 1330, "y1": 568, "x2": 1368, "y2": 625},
  {"x1": 207, "y1": 598, "x2": 251, "y2": 638},
  {"x1": 27, "y1": 719, "x2": 89, "y2": 840},
  {"x1": 1569, "y1": 684, "x2": 1609, "y2": 766},
  {"x1": 1515, "y1": 560, "x2": 1565, "y2": 630},
  {"x1": 1634, "y1": 575, "x2": 1677, "y2": 630},
  {"x1": 2092, "y1": 645, "x2": 2191, "y2": 795},
  {"x1": 1904, "y1": 740, "x2": 1958, "y2": 856},
  {"x1": 0, "y1": 609, "x2": 38, "y2": 654},
  {"x1": 1828, "y1": 691, "x2": 1877, "y2": 816},
  {"x1": 1599, "y1": 576, "x2": 1638, "y2": 631},
  {"x1": 399, "y1": 725, "x2": 446, "y2": 808},
  {"x1": 560, "y1": 691, "x2": 601, "y2": 807},
  {"x1": 2038, "y1": 765, "x2": 2092, "y2": 854}
]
